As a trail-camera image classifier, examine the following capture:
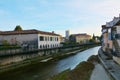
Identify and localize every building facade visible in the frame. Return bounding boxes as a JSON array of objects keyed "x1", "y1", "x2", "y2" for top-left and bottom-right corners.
[
  {"x1": 101, "y1": 15, "x2": 120, "y2": 52},
  {"x1": 101, "y1": 25, "x2": 109, "y2": 52},
  {"x1": 69, "y1": 33, "x2": 91, "y2": 44},
  {"x1": 101, "y1": 14, "x2": 120, "y2": 65},
  {"x1": 65, "y1": 30, "x2": 70, "y2": 40},
  {"x1": 0, "y1": 29, "x2": 61, "y2": 49}
]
